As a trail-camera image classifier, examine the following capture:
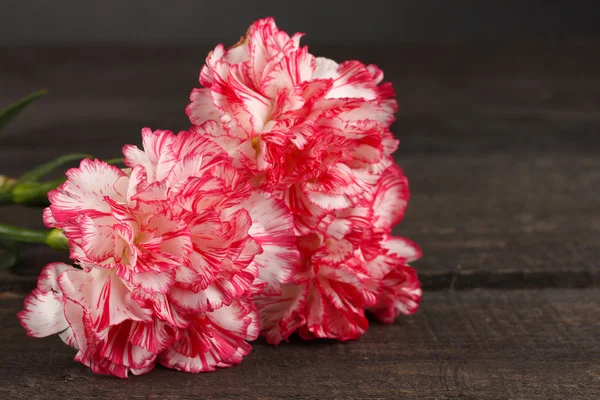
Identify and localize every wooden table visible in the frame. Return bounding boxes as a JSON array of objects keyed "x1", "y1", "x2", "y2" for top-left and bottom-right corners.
[{"x1": 0, "y1": 43, "x2": 598, "y2": 399}]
